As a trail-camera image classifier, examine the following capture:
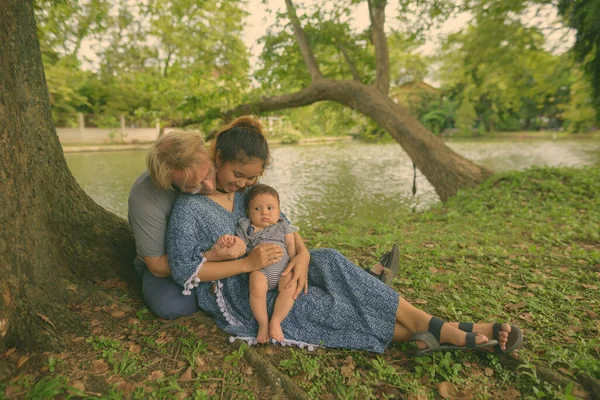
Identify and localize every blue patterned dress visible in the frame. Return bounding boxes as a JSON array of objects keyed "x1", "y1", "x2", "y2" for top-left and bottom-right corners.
[{"x1": 166, "y1": 192, "x2": 399, "y2": 353}]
